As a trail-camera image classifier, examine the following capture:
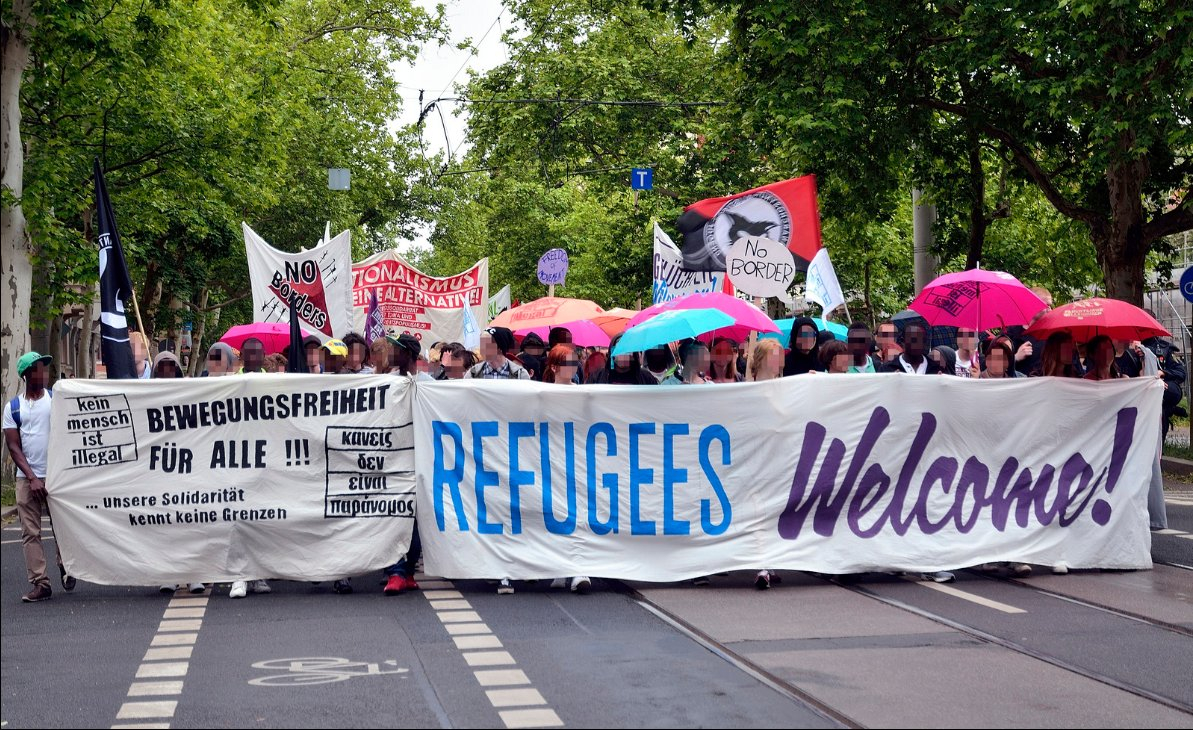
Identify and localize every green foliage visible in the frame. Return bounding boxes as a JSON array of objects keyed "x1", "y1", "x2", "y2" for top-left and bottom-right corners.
[{"x1": 19, "y1": 0, "x2": 445, "y2": 334}]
